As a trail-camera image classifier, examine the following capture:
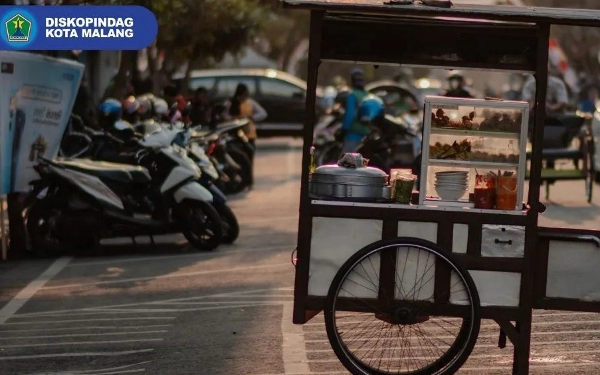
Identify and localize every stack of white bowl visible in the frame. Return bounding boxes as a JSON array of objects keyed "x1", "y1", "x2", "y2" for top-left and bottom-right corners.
[{"x1": 434, "y1": 171, "x2": 468, "y2": 200}]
